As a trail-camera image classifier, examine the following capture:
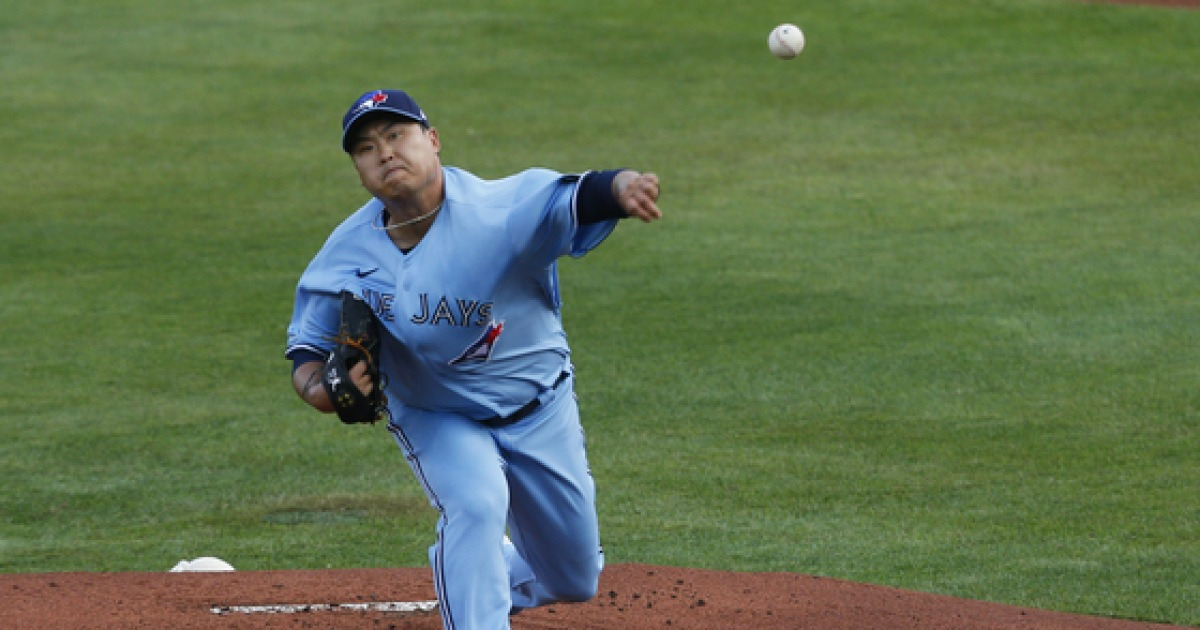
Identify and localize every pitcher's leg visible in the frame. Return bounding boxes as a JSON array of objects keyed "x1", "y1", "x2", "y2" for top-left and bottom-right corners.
[
  {"x1": 389, "y1": 415, "x2": 512, "y2": 629},
  {"x1": 498, "y1": 383, "x2": 603, "y2": 609}
]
